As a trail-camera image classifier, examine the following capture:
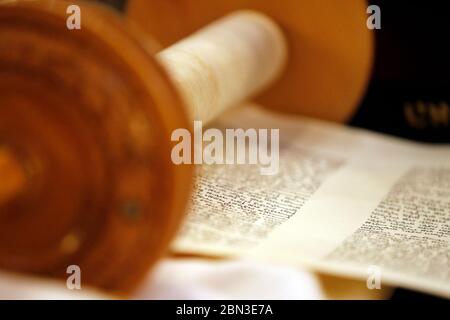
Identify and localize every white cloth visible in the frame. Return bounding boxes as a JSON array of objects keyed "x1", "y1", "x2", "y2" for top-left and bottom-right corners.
[
  {"x1": 0, "y1": 258, "x2": 325, "y2": 300},
  {"x1": 134, "y1": 259, "x2": 325, "y2": 300}
]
